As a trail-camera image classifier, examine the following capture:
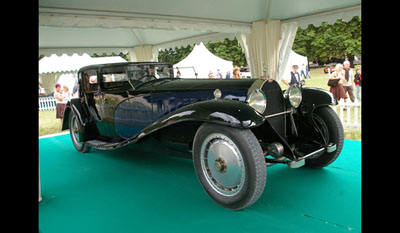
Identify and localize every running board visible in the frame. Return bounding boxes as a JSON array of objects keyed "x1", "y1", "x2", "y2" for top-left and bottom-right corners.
[
  {"x1": 287, "y1": 143, "x2": 336, "y2": 168},
  {"x1": 86, "y1": 140, "x2": 121, "y2": 150}
]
